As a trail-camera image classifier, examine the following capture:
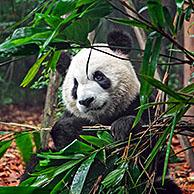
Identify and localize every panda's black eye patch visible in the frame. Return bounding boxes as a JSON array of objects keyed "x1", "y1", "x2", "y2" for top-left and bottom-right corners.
[
  {"x1": 93, "y1": 71, "x2": 111, "y2": 89},
  {"x1": 71, "y1": 78, "x2": 78, "y2": 99}
]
